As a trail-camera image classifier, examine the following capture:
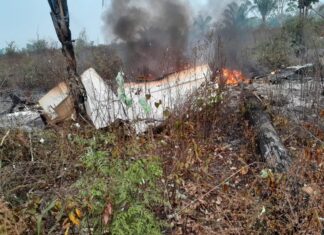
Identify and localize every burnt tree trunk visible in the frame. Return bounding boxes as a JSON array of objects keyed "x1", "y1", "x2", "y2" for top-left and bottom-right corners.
[
  {"x1": 245, "y1": 93, "x2": 291, "y2": 172},
  {"x1": 48, "y1": 0, "x2": 86, "y2": 114}
]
